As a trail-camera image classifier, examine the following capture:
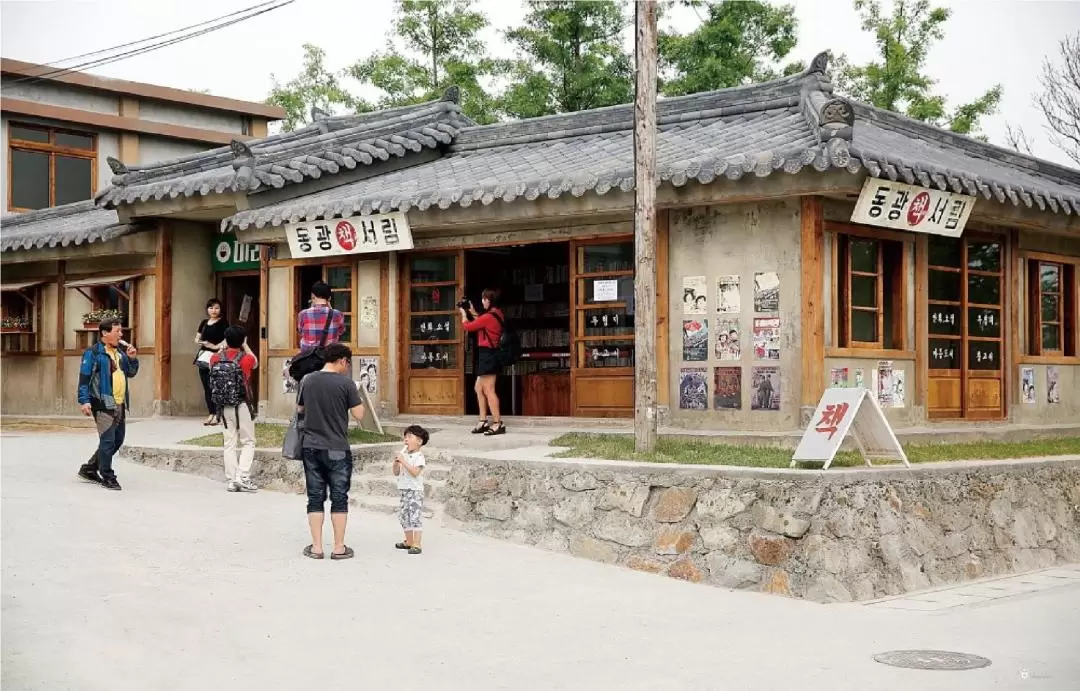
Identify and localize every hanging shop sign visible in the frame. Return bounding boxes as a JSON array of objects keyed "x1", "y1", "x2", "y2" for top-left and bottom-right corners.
[
  {"x1": 850, "y1": 178, "x2": 975, "y2": 237},
  {"x1": 284, "y1": 211, "x2": 414, "y2": 259},
  {"x1": 790, "y1": 387, "x2": 909, "y2": 470},
  {"x1": 212, "y1": 232, "x2": 262, "y2": 272}
]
